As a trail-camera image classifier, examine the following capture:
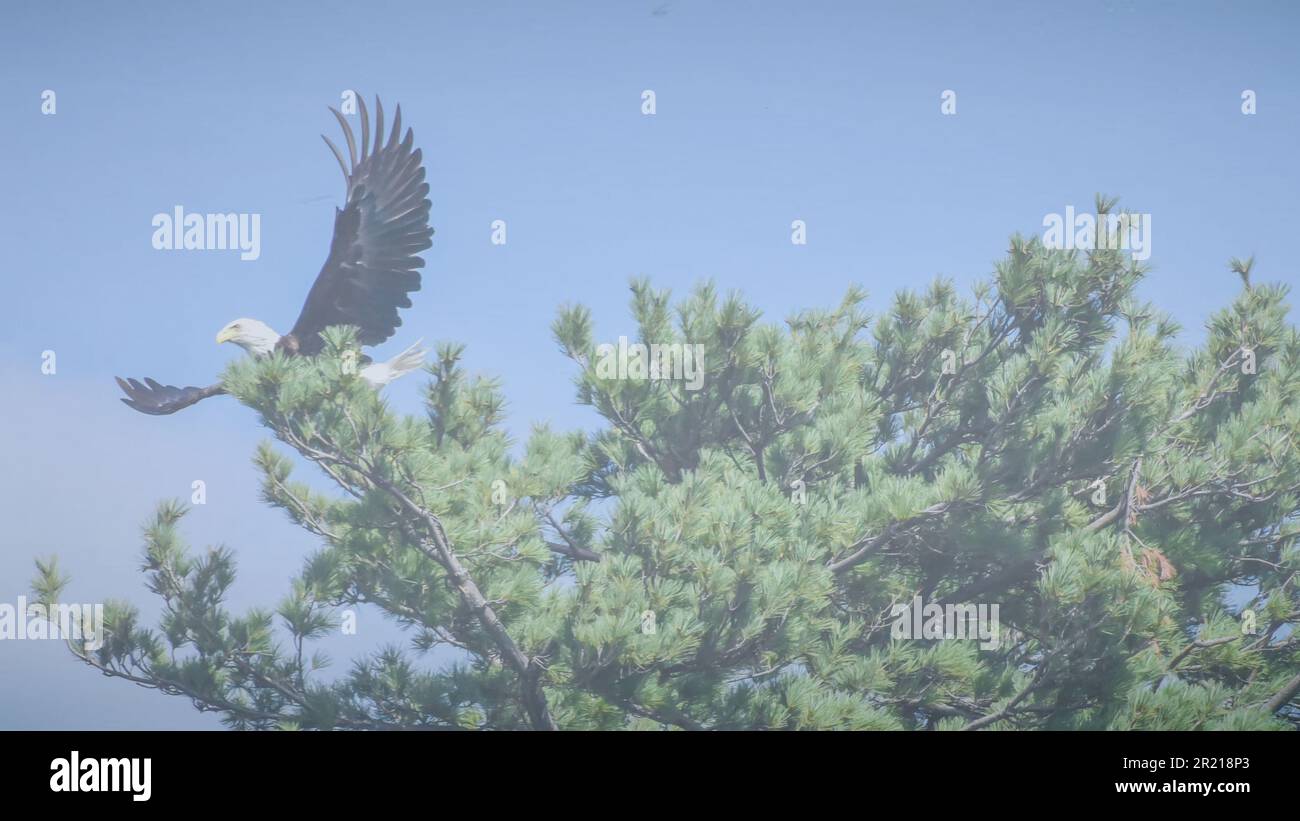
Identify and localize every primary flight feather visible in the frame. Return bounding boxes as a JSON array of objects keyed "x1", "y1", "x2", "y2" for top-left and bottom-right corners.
[{"x1": 117, "y1": 95, "x2": 433, "y2": 415}]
